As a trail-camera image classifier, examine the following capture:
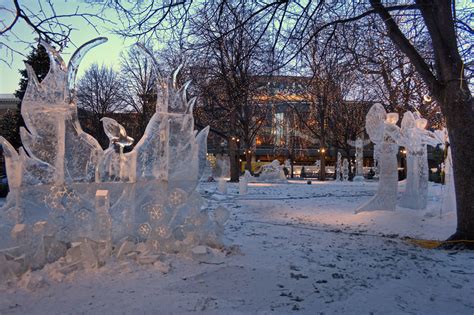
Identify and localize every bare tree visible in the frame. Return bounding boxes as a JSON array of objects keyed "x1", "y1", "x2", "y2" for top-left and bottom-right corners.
[
  {"x1": 0, "y1": 0, "x2": 110, "y2": 65},
  {"x1": 367, "y1": 1, "x2": 473, "y2": 241},
  {"x1": 188, "y1": 1, "x2": 274, "y2": 181},
  {"x1": 77, "y1": 63, "x2": 126, "y2": 147},
  {"x1": 120, "y1": 44, "x2": 158, "y2": 137},
  {"x1": 292, "y1": 35, "x2": 349, "y2": 181}
]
